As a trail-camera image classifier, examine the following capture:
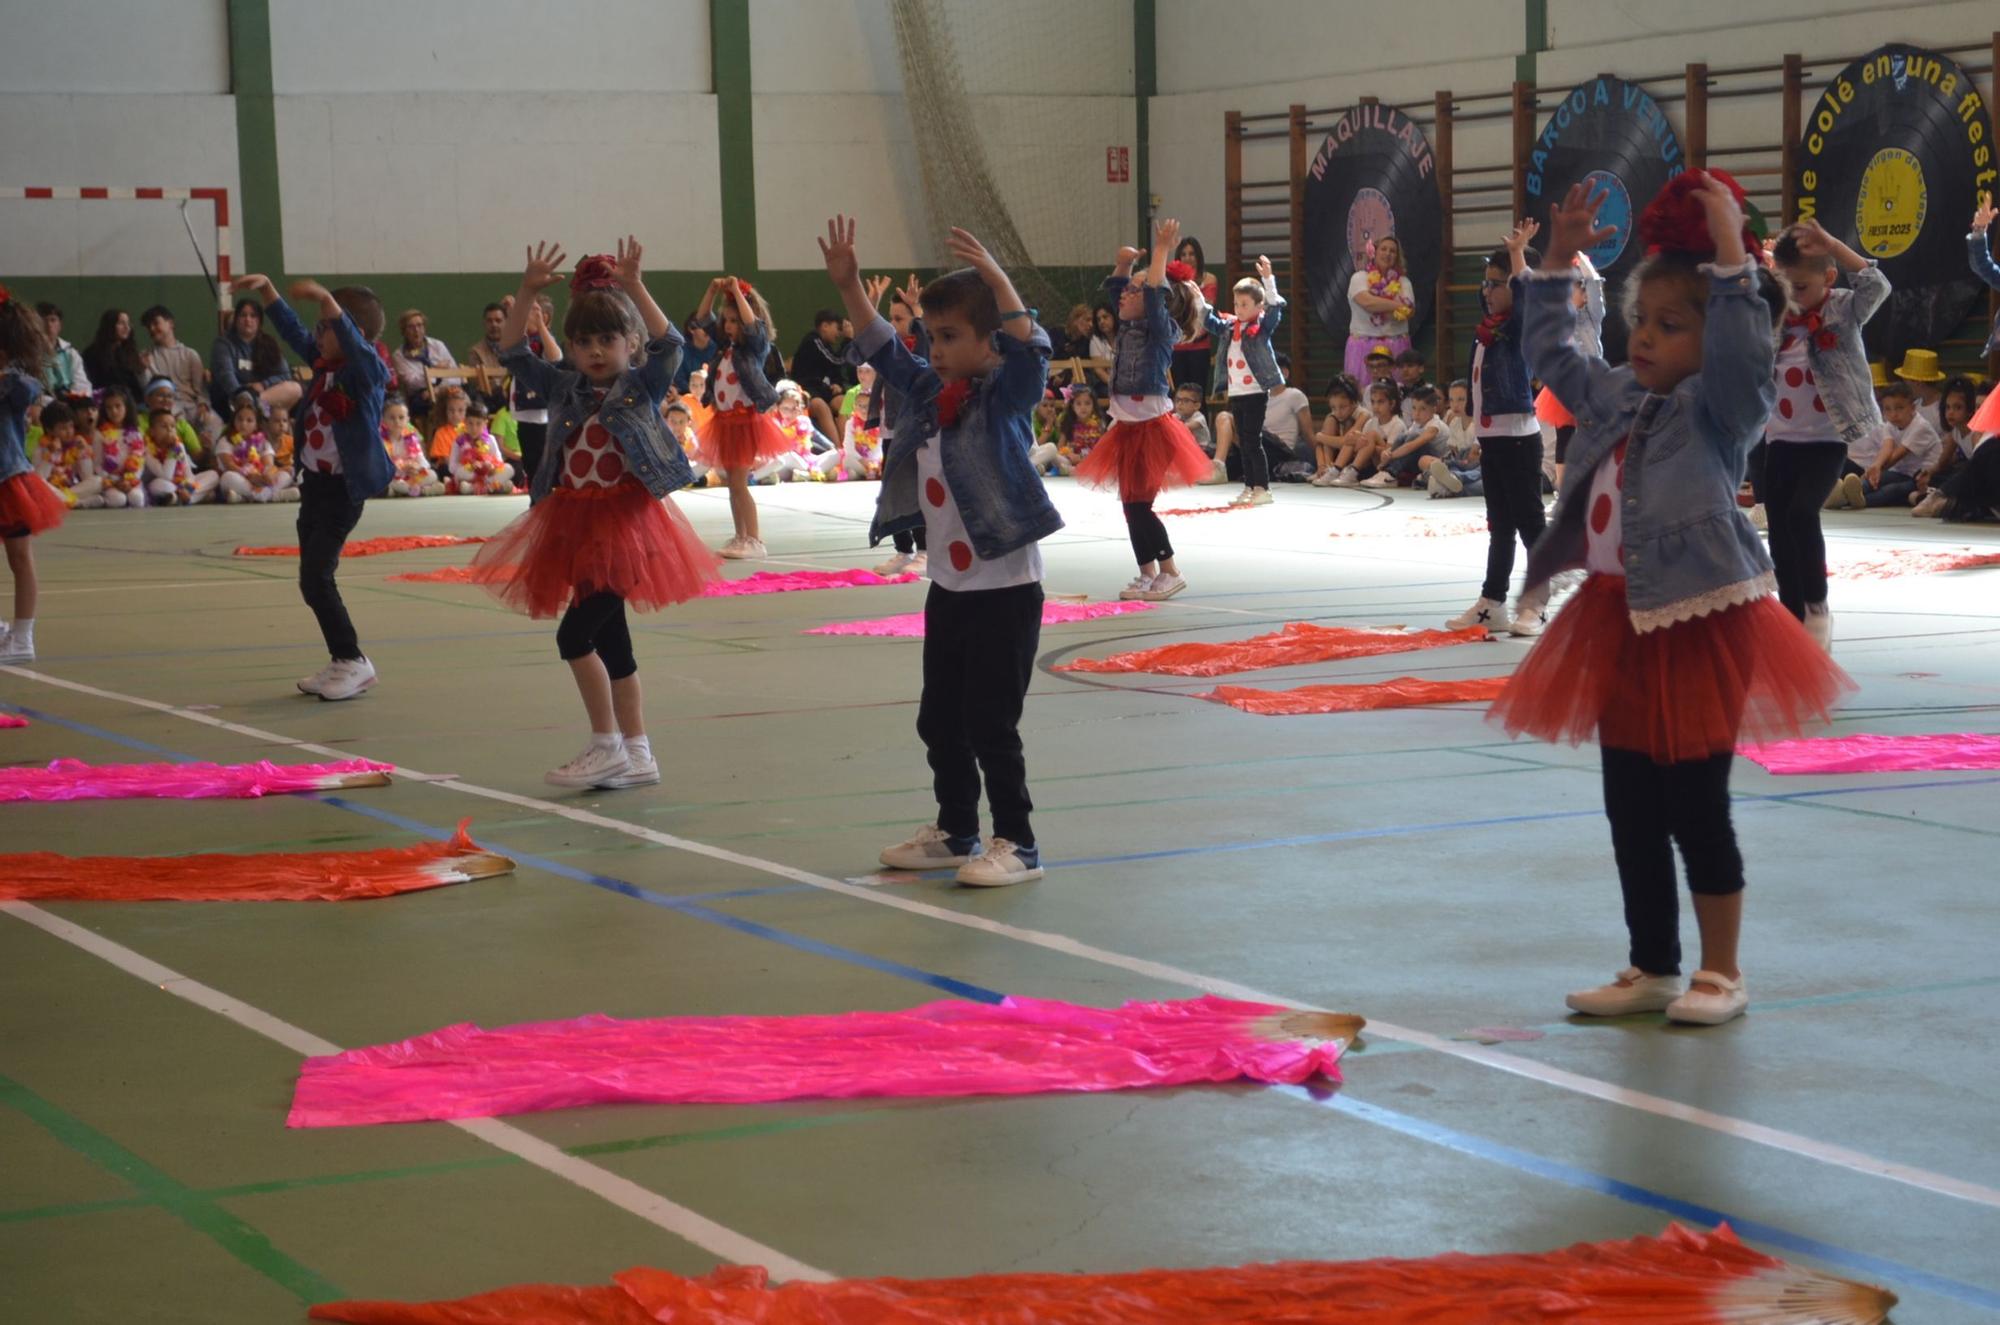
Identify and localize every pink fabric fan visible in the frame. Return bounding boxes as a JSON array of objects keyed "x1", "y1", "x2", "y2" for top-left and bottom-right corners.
[
  {"x1": 0, "y1": 758, "x2": 394, "y2": 803},
  {"x1": 808, "y1": 601, "x2": 1151, "y2": 637},
  {"x1": 1741, "y1": 733, "x2": 2000, "y2": 774}
]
